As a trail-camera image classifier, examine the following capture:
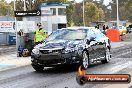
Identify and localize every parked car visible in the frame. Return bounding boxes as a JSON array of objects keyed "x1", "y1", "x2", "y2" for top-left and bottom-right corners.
[
  {"x1": 126, "y1": 25, "x2": 132, "y2": 33},
  {"x1": 118, "y1": 25, "x2": 127, "y2": 36},
  {"x1": 31, "y1": 27, "x2": 111, "y2": 72}
]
